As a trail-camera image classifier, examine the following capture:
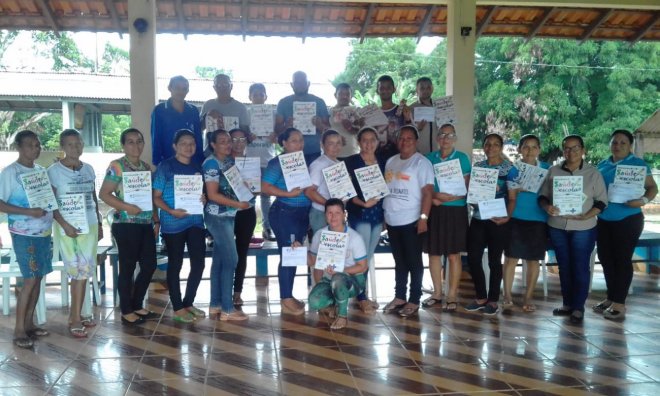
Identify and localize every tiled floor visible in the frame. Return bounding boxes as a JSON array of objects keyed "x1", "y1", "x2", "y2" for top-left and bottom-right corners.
[{"x1": 0, "y1": 258, "x2": 659, "y2": 395}]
